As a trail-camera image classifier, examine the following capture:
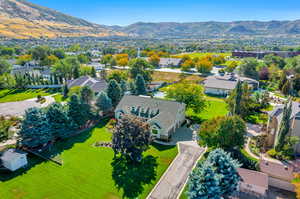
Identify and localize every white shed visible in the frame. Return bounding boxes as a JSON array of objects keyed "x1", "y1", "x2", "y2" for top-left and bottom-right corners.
[{"x1": 0, "y1": 149, "x2": 28, "y2": 171}]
